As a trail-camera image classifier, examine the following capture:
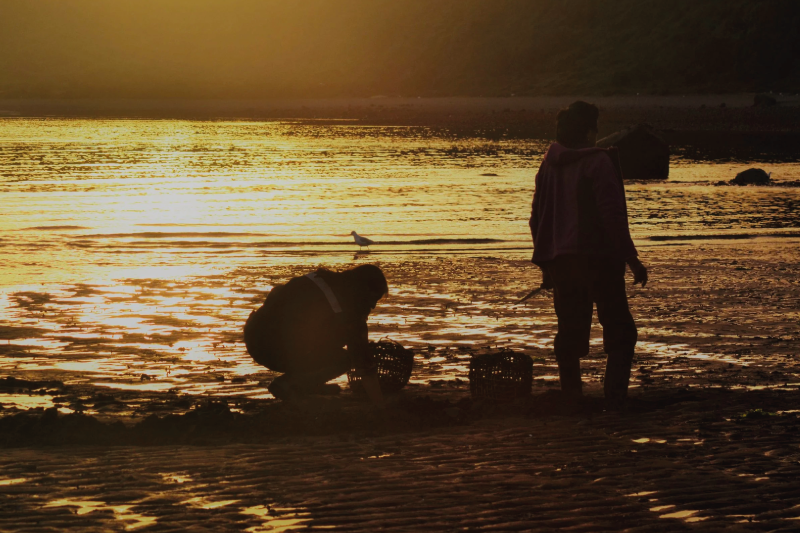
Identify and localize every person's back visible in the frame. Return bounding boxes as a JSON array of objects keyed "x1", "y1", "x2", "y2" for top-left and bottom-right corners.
[
  {"x1": 529, "y1": 101, "x2": 647, "y2": 408},
  {"x1": 244, "y1": 264, "x2": 388, "y2": 402},
  {"x1": 531, "y1": 142, "x2": 636, "y2": 264},
  {"x1": 246, "y1": 275, "x2": 344, "y2": 365}
]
